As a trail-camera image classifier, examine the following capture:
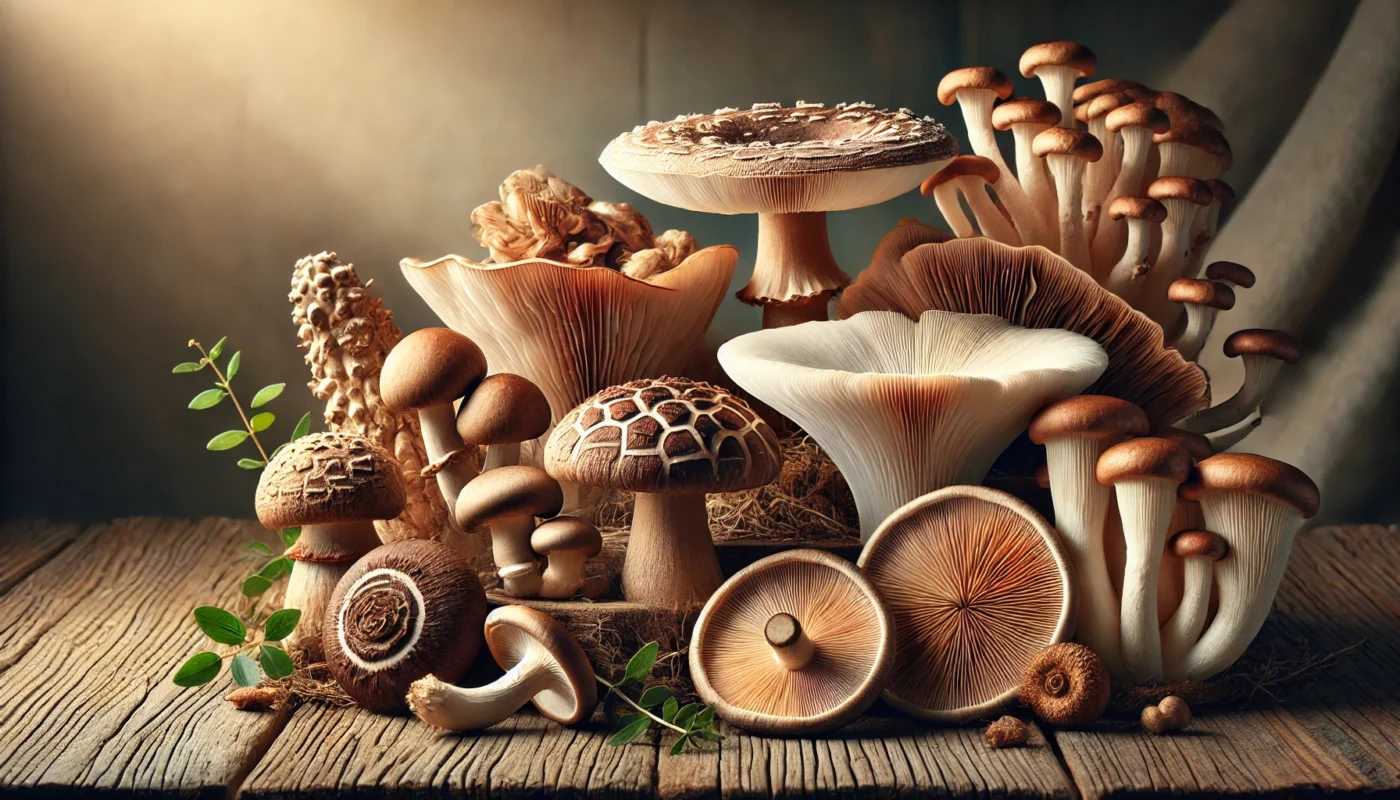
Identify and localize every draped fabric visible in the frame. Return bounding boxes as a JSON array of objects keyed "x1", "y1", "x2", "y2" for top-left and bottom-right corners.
[{"x1": 1171, "y1": 0, "x2": 1400, "y2": 523}]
